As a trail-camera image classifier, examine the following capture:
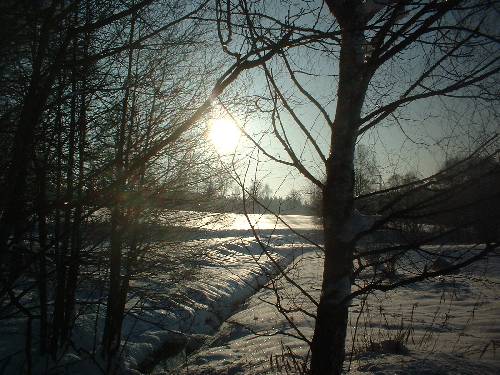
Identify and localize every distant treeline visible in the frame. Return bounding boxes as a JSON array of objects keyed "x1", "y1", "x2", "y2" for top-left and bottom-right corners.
[{"x1": 354, "y1": 154, "x2": 500, "y2": 243}]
